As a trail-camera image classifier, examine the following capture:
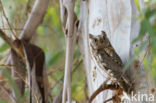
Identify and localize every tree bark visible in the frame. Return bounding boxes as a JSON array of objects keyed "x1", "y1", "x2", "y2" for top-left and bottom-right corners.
[
  {"x1": 59, "y1": 0, "x2": 77, "y2": 103},
  {"x1": 87, "y1": 0, "x2": 131, "y2": 102},
  {"x1": 77, "y1": 0, "x2": 155, "y2": 103}
]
